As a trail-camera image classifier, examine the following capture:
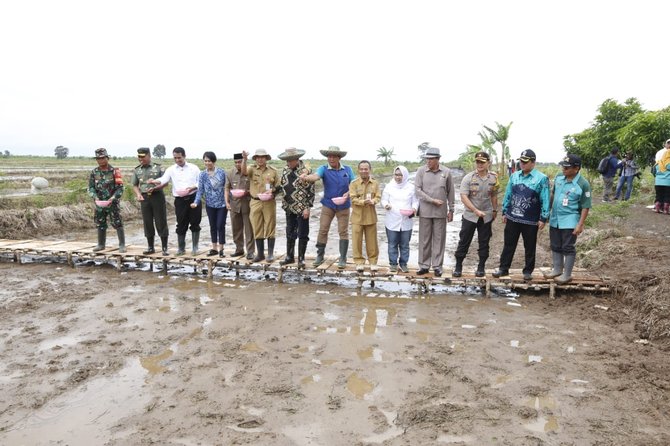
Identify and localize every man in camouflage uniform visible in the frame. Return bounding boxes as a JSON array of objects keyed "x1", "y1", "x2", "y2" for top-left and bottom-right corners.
[
  {"x1": 88, "y1": 148, "x2": 125, "y2": 252},
  {"x1": 132, "y1": 147, "x2": 170, "y2": 255},
  {"x1": 278, "y1": 148, "x2": 315, "y2": 268}
]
